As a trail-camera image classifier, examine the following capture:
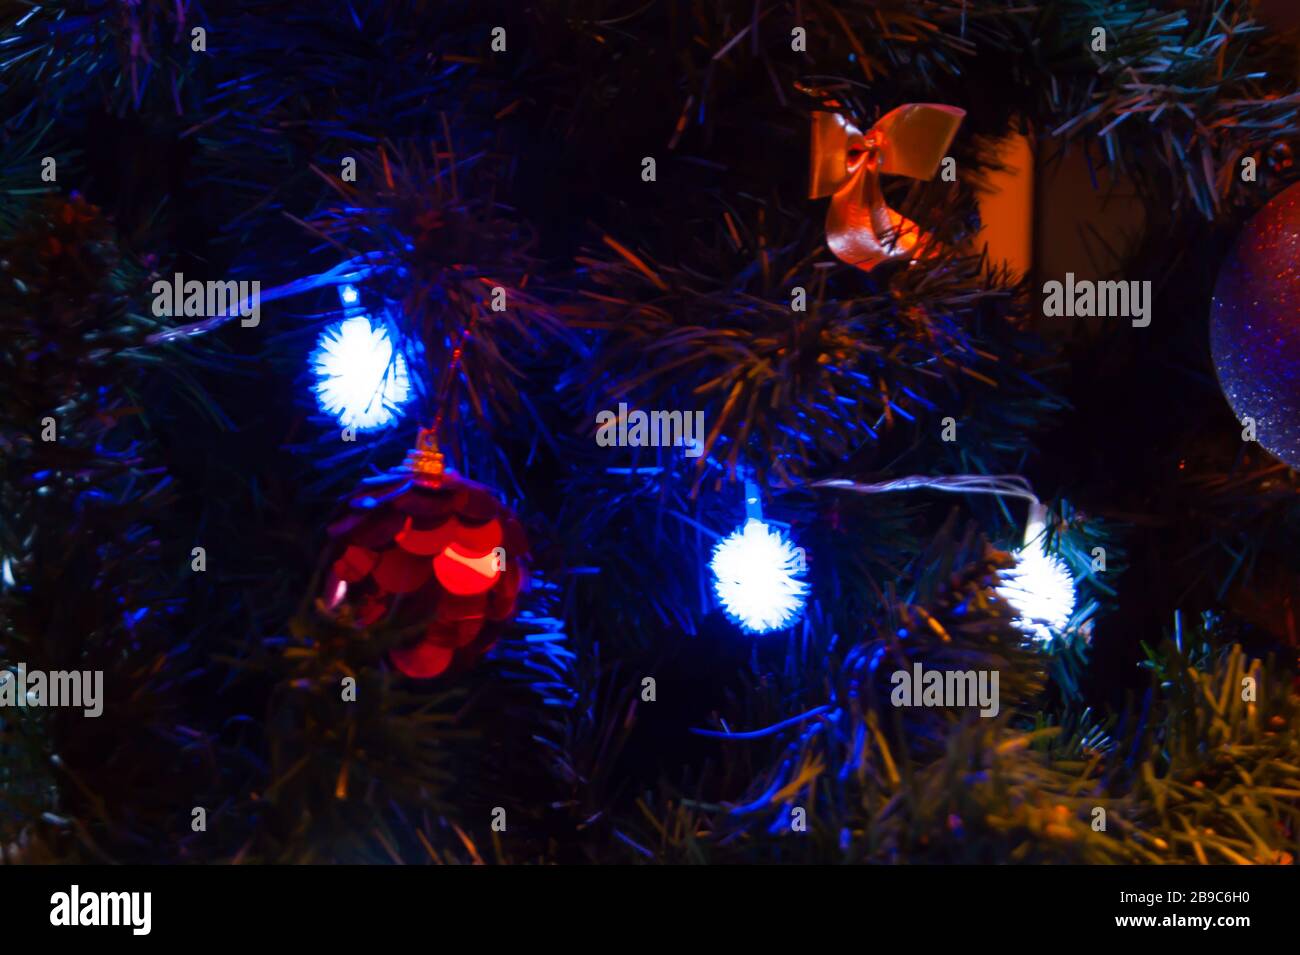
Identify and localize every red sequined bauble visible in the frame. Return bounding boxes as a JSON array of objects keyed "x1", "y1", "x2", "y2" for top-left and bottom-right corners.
[{"x1": 320, "y1": 431, "x2": 526, "y2": 678}]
